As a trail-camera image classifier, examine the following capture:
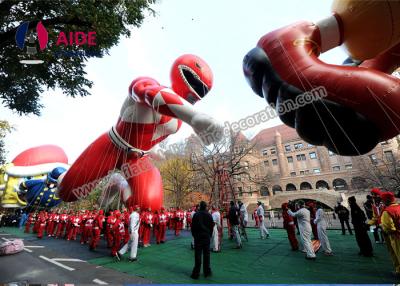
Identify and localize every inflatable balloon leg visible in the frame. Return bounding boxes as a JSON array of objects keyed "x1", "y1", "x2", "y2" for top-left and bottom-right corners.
[
  {"x1": 0, "y1": 145, "x2": 69, "y2": 208},
  {"x1": 58, "y1": 54, "x2": 223, "y2": 211},
  {"x1": 243, "y1": 0, "x2": 400, "y2": 156}
]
